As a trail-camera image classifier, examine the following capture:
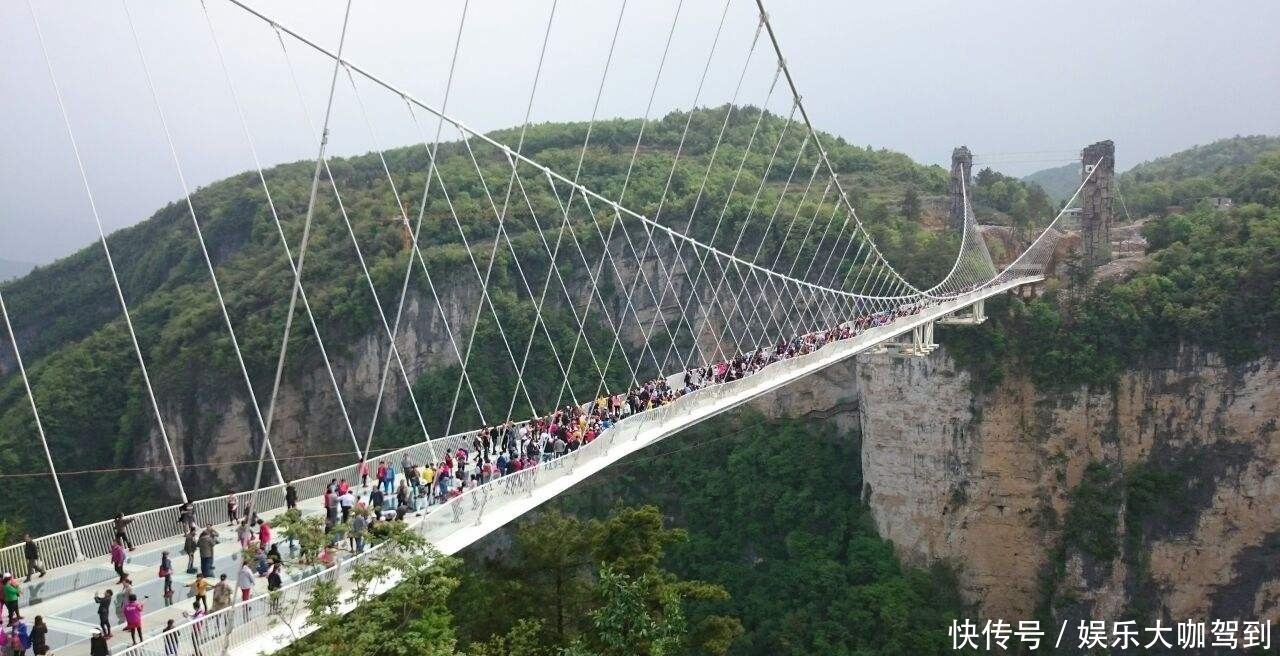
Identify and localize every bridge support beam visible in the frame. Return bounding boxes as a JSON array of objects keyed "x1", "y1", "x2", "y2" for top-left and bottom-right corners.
[
  {"x1": 878, "y1": 320, "x2": 938, "y2": 356},
  {"x1": 938, "y1": 298, "x2": 986, "y2": 325}
]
